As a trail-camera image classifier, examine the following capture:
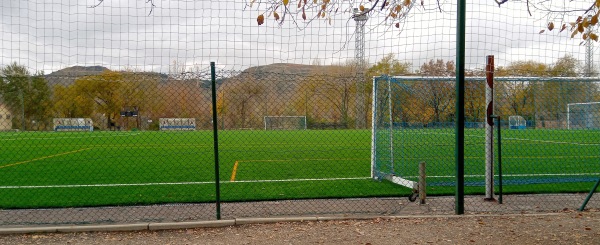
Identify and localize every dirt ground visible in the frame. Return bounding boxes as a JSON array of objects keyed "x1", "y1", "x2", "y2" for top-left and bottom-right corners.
[{"x1": 1, "y1": 211, "x2": 599, "y2": 245}]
